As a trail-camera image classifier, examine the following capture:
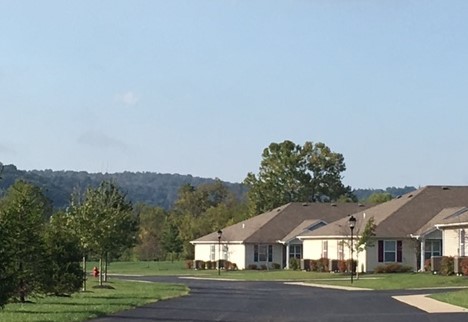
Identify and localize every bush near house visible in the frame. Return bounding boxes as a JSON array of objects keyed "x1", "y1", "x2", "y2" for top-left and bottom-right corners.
[
  {"x1": 185, "y1": 260, "x2": 193, "y2": 269},
  {"x1": 338, "y1": 260, "x2": 348, "y2": 273},
  {"x1": 194, "y1": 260, "x2": 205, "y2": 270},
  {"x1": 289, "y1": 258, "x2": 300, "y2": 270},
  {"x1": 461, "y1": 258, "x2": 468, "y2": 276},
  {"x1": 440, "y1": 256, "x2": 455, "y2": 276},
  {"x1": 374, "y1": 263, "x2": 413, "y2": 273},
  {"x1": 247, "y1": 264, "x2": 258, "y2": 270},
  {"x1": 315, "y1": 258, "x2": 329, "y2": 272},
  {"x1": 424, "y1": 259, "x2": 431, "y2": 272}
]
